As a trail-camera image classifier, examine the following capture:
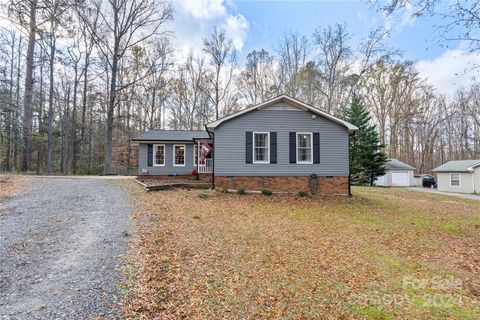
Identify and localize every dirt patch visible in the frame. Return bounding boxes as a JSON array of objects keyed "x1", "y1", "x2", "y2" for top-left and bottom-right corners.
[
  {"x1": 0, "y1": 174, "x2": 26, "y2": 198},
  {"x1": 123, "y1": 187, "x2": 480, "y2": 319}
]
